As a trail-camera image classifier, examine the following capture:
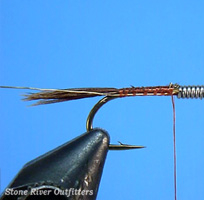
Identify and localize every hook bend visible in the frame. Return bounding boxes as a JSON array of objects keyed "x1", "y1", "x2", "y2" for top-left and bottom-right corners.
[{"x1": 86, "y1": 96, "x2": 145, "y2": 150}]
